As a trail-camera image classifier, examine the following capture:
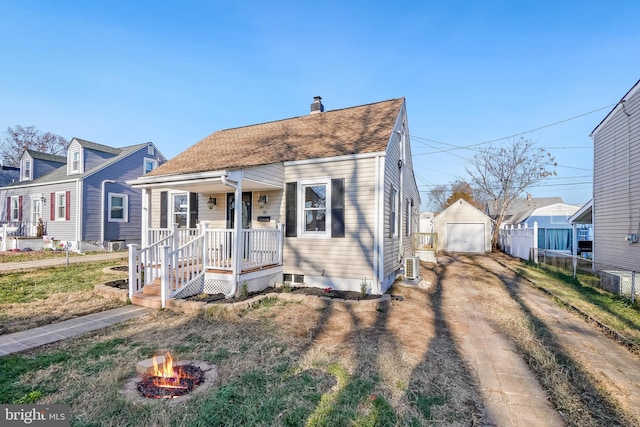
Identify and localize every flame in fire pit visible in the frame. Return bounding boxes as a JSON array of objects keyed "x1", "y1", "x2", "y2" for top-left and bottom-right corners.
[{"x1": 137, "y1": 352, "x2": 205, "y2": 399}]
